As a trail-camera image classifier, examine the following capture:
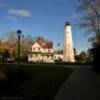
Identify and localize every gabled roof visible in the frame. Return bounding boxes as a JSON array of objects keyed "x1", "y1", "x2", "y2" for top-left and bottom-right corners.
[{"x1": 29, "y1": 40, "x2": 53, "y2": 49}]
